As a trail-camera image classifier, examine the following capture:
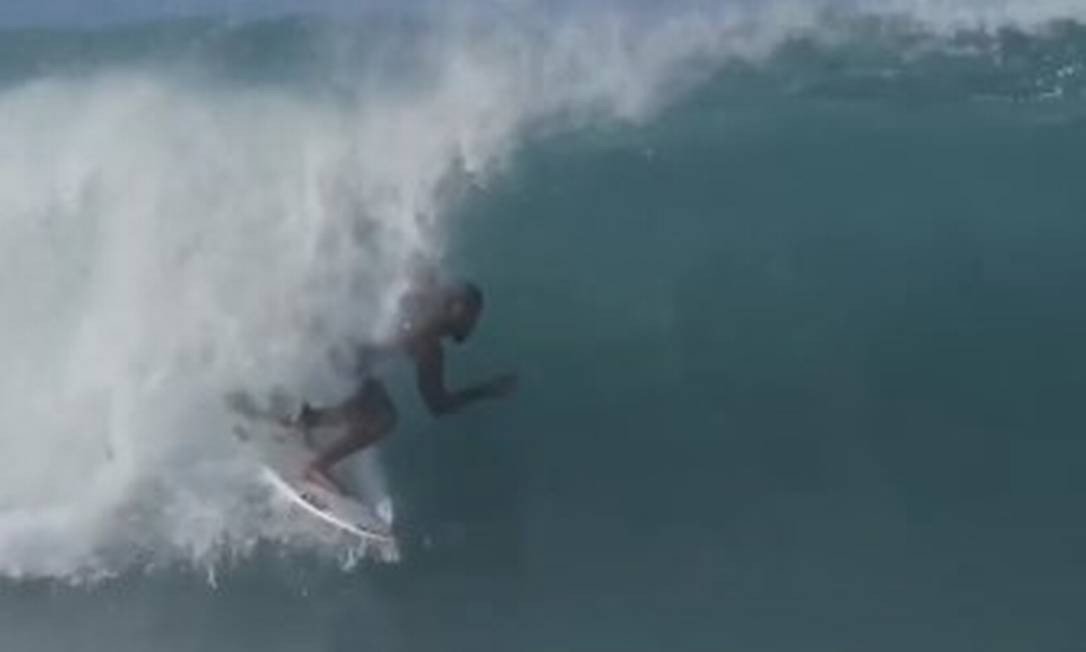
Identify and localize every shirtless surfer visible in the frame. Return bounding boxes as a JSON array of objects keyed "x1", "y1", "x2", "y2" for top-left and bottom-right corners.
[{"x1": 289, "y1": 279, "x2": 517, "y2": 494}]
